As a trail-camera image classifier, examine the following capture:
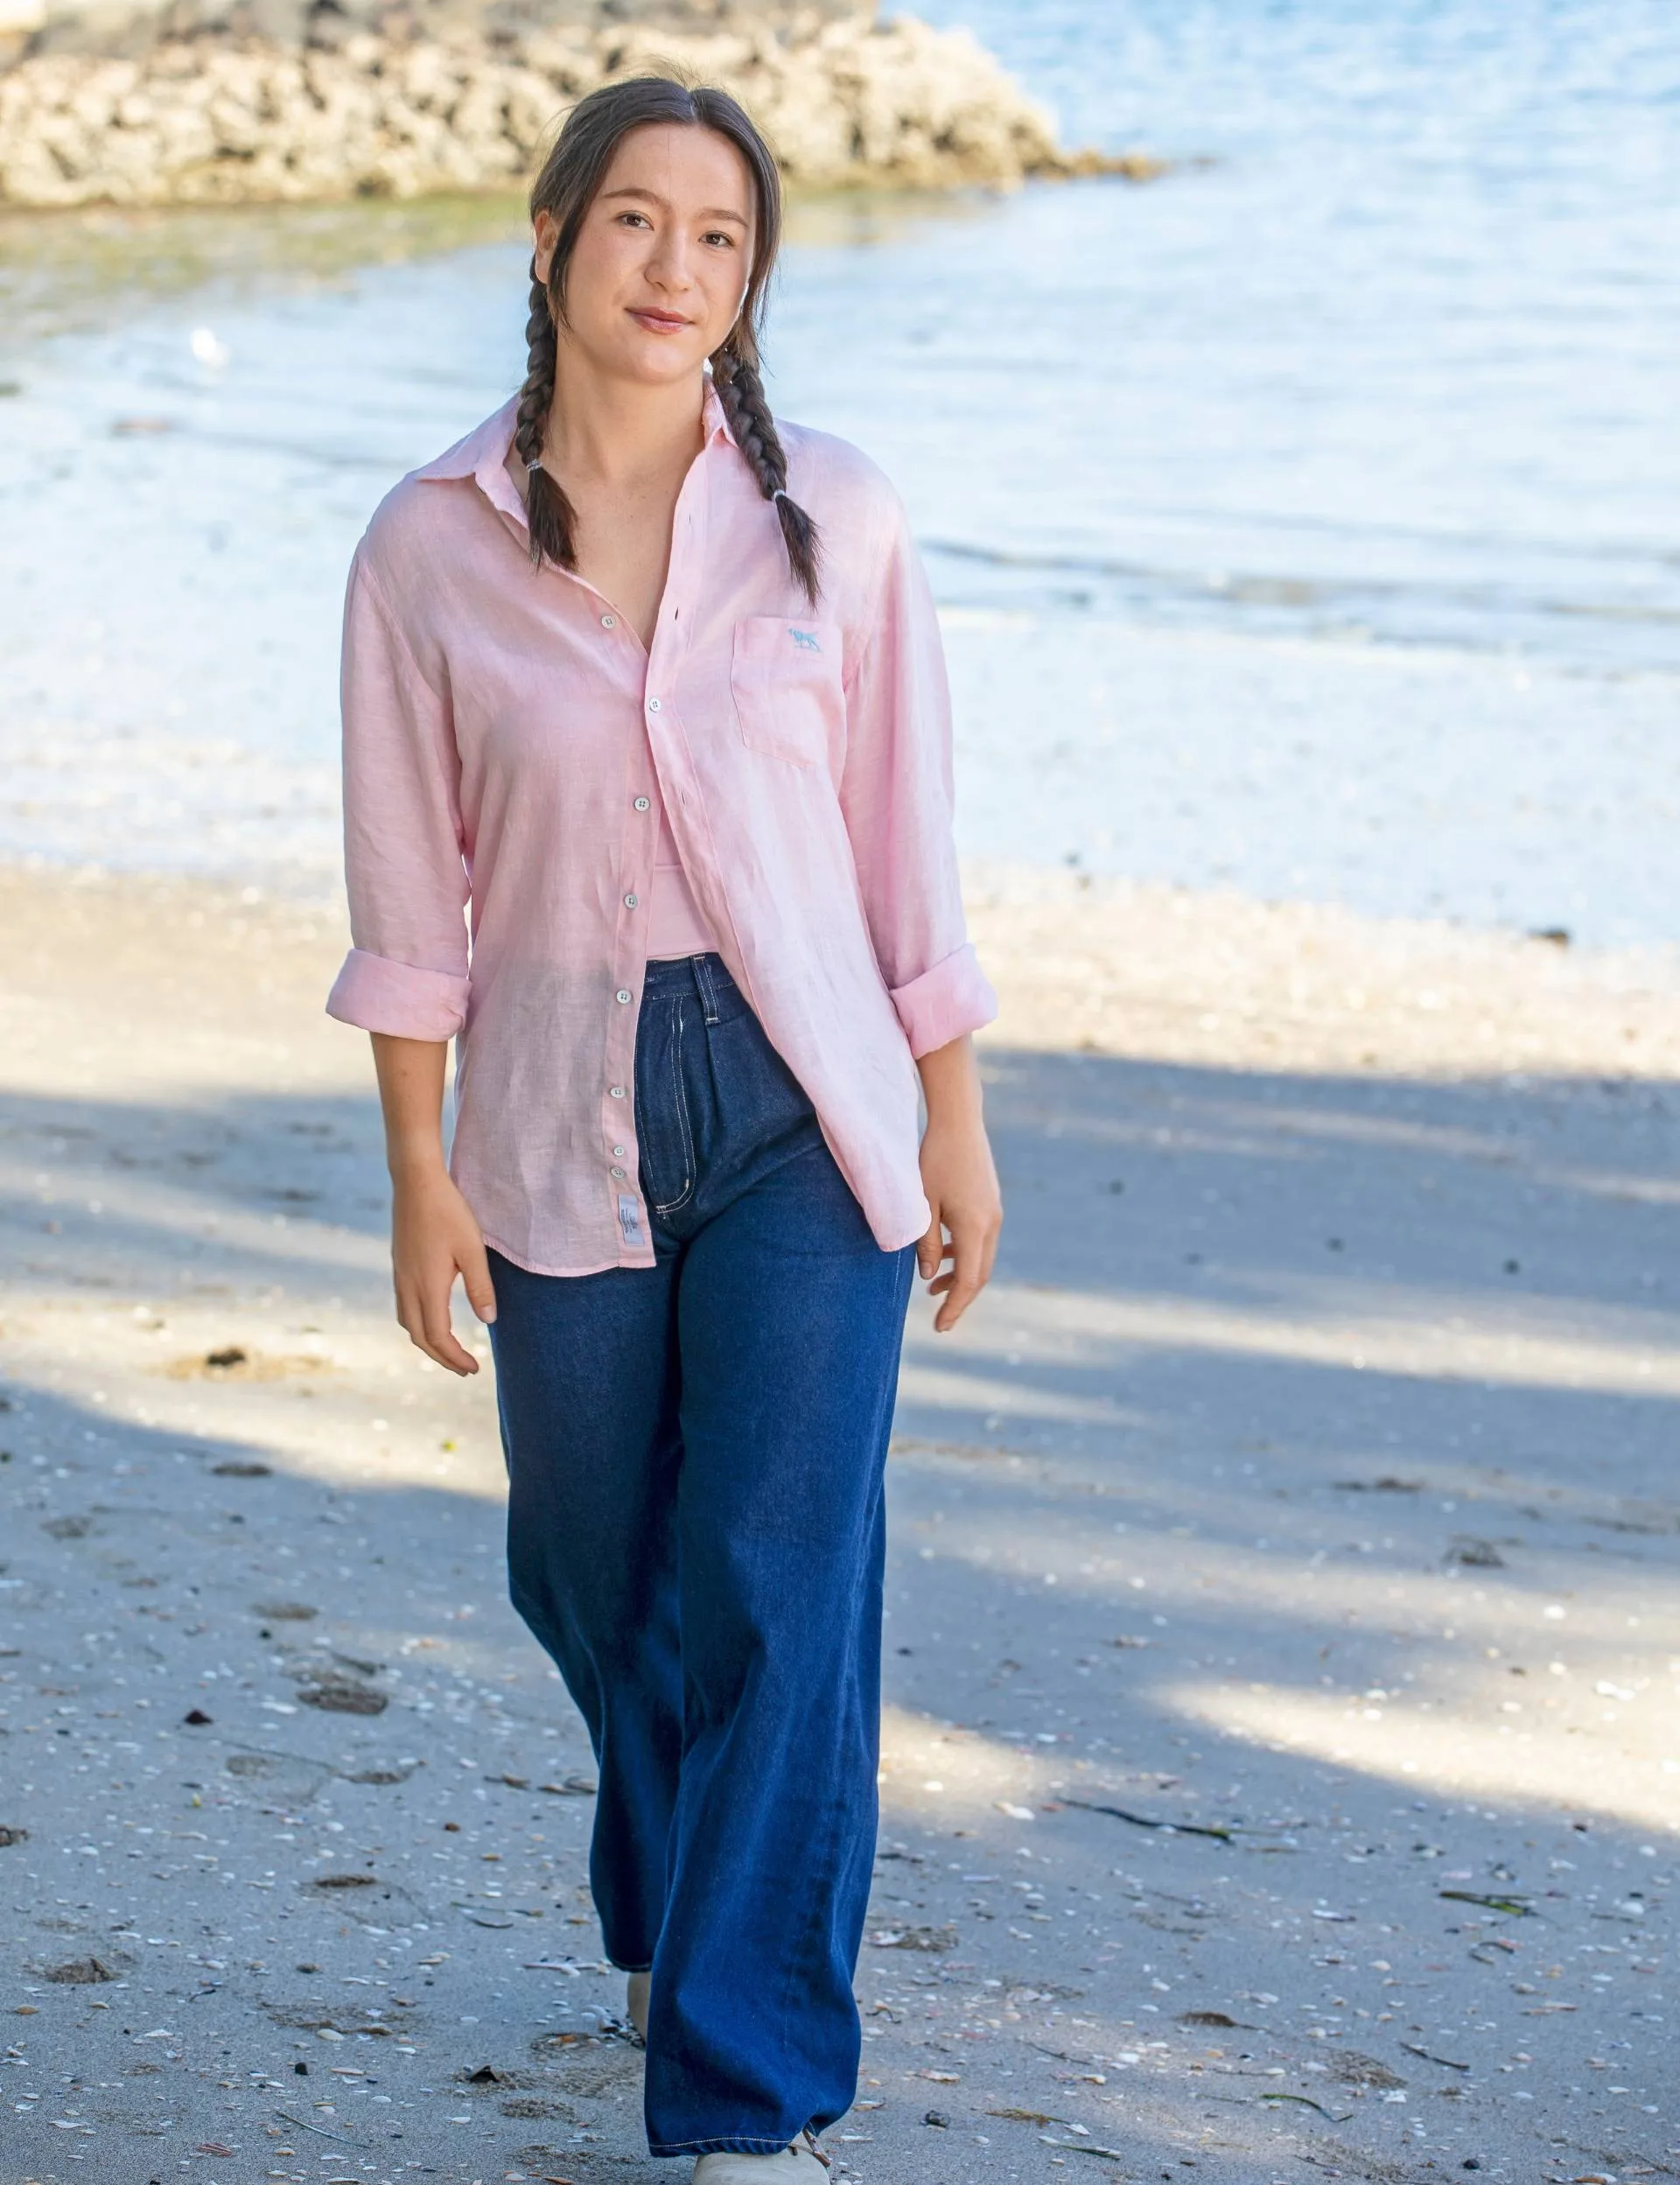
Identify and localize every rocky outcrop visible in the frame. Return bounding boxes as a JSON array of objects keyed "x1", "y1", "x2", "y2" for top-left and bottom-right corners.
[{"x1": 0, "y1": 6, "x2": 1148, "y2": 208}]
